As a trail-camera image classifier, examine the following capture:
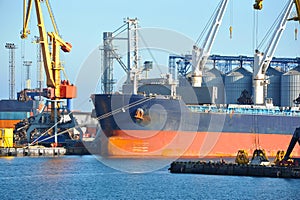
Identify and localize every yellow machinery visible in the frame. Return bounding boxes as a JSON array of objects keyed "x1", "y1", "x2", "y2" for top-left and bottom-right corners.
[
  {"x1": 21, "y1": 0, "x2": 76, "y2": 101},
  {"x1": 16, "y1": 0, "x2": 80, "y2": 146},
  {"x1": 273, "y1": 150, "x2": 285, "y2": 164},
  {"x1": 0, "y1": 129, "x2": 14, "y2": 148},
  {"x1": 235, "y1": 150, "x2": 249, "y2": 164},
  {"x1": 253, "y1": 0, "x2": 263, "y2": 10}
]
